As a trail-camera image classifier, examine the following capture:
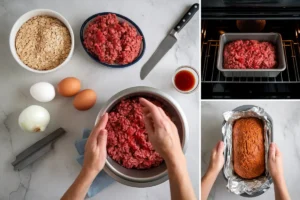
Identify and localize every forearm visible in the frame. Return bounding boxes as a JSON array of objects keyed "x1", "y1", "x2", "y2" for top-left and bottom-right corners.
[
  {"x1": 167, "y1": 154, "x2": 196, "y2": 200},
  {"x1": 273, "y1": 176, "x2": 291, "y2": 200},
  {"x1": 61, "y1": 169, "x2": 97, "y2": 200},
  {"x1": 201, "y1": 169, "x2": 219, "y2": 200}
]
